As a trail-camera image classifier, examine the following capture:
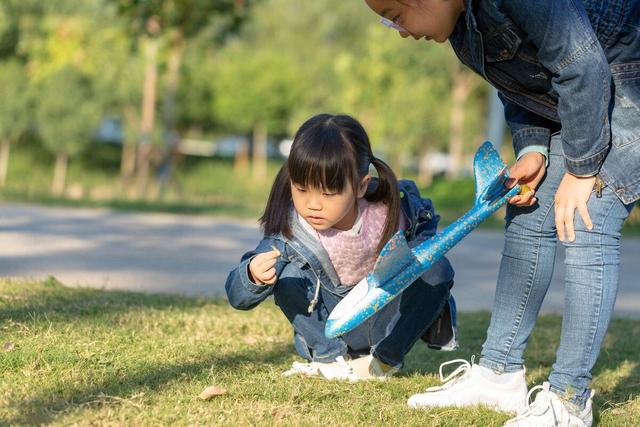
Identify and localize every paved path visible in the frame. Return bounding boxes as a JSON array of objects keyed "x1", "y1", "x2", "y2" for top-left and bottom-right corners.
[{"x1": 1, "y1": 203, "x2": 639, "y2": 317}]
